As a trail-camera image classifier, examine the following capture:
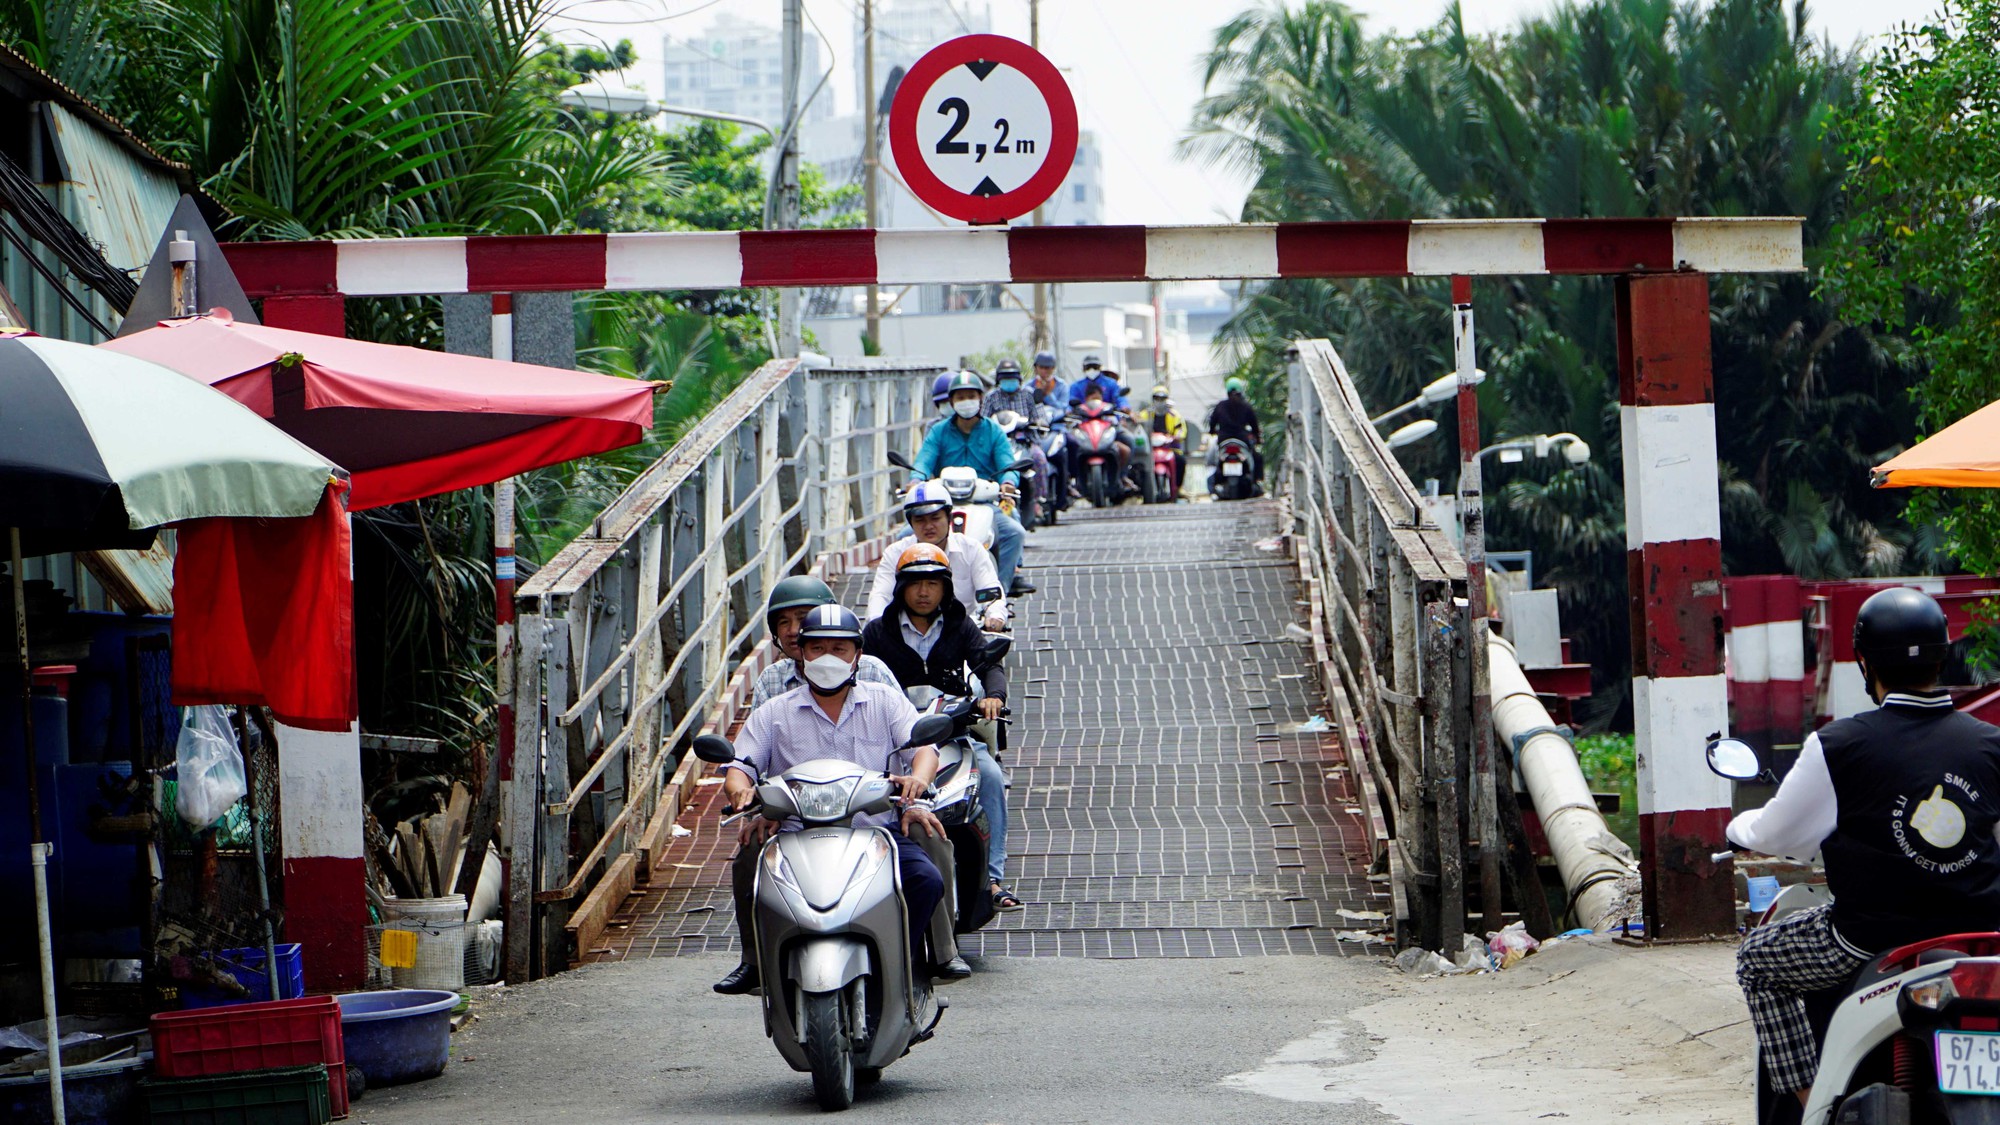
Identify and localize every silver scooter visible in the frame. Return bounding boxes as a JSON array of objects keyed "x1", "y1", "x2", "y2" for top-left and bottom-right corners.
[{"x1": 692, "y1": 716, "x2": 955, "y2": 1111}]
